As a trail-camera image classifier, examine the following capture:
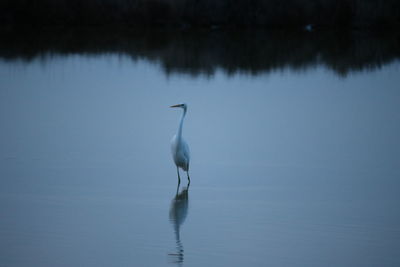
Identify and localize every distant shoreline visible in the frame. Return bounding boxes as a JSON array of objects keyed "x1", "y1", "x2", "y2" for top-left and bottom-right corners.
[{"x1": 1, "y1": 0, "x2": 399, "y2": 31}]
